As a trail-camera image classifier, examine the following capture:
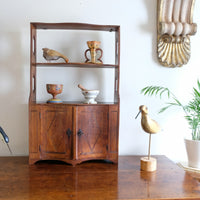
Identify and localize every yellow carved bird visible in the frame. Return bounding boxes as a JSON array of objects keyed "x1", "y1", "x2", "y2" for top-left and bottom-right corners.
[
  {"x1": 42, "y1": 48, "x2": 69, "y2": 63},
  {"x1": 135, "y1": 105, "x2": 161, "y2": 159}
]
